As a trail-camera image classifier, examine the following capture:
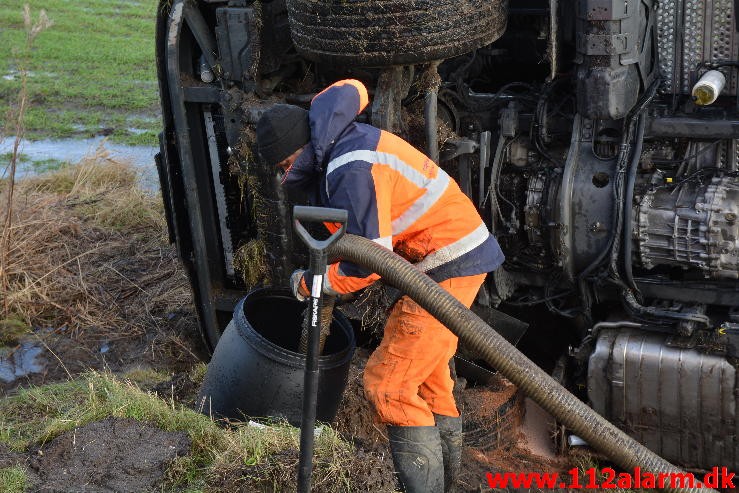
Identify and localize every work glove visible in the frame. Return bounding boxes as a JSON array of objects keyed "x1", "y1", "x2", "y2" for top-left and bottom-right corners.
[{"x1": 290, "y1": 269, "x2": 310, "y2": 301}]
